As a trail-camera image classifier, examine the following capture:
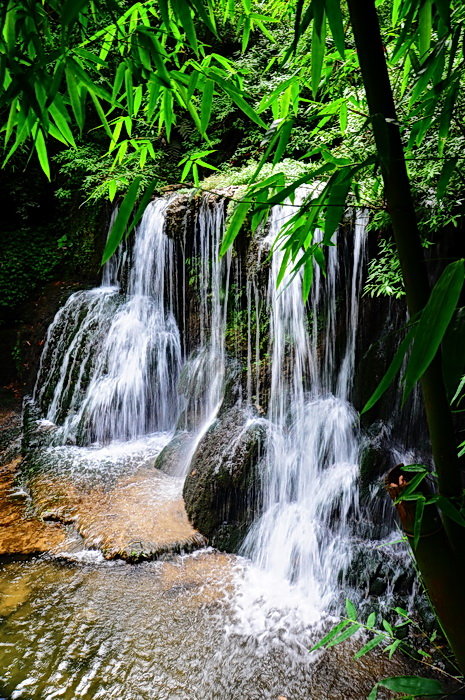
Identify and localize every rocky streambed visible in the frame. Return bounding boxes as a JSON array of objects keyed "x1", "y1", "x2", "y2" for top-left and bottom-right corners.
[{"x1": 0, "y1": 394, "x2": 429, "y2": 700}]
